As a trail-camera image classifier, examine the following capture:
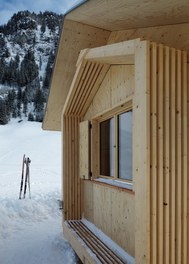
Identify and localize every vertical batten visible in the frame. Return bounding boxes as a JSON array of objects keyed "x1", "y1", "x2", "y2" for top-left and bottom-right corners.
[
  {"x1": 63, "y1": 115, "x2": 82, "y2": 220},
  {"x1": 78, "y1": 64, "x2": 104, "y2": 115},
  {"x1": 61, "y1": 39, "x2": 188, "y2": 262},
  {"x1": 66, "y1": 115, "x2": 70, "y2": 219},
  {"x1": 176, "y1": 50, "x2": 182, "y2": 264},
  {"x1": 64, "y1": 115, "x2": 69, "y2": 220},
  {"x1": 181, "y1": 51, "x2": 187, "y2": 264},
  {"x1": 63, "y1": 116, "x2": 66, "y2": 220},
  {"x1": 187, "y1": 60, "x2": 189, "y2": 264},
  {"x1": 157, "y1": 44, "x2": 164, "y2": 264},
  {"x1": 66, "y1": 61, "x2": 89, "y2": 115},
  {"x1": 150, "y1": 42, "x2": 157, "y2": 264},
  {"x1": 164, "y1": 46, "x2": 170, "y2": 264},
  {"x1": 75, "y1": 117, "x2": 79, "y2": 219},
  {"x1": 77, "y1": 63, "x2": 100, "y2": 114},
  {"x1": 170, "y1": 47, "x2": 176, "y2": 264},
  {"x1": 149, "y1": 44, "x2": 187, "y2": 263},
  {"x1": 73, "y1": 116, "x2": 77, "y2": 219},
  {"x1": 71, "y1": 116, "x2": 75, "y2": 218},
  {"x1": 72, "y1": 63, "x2": 94, "y2": 114},
  {"x1": 68, "y1": 116, "x2": 72, "y2": 219}
]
